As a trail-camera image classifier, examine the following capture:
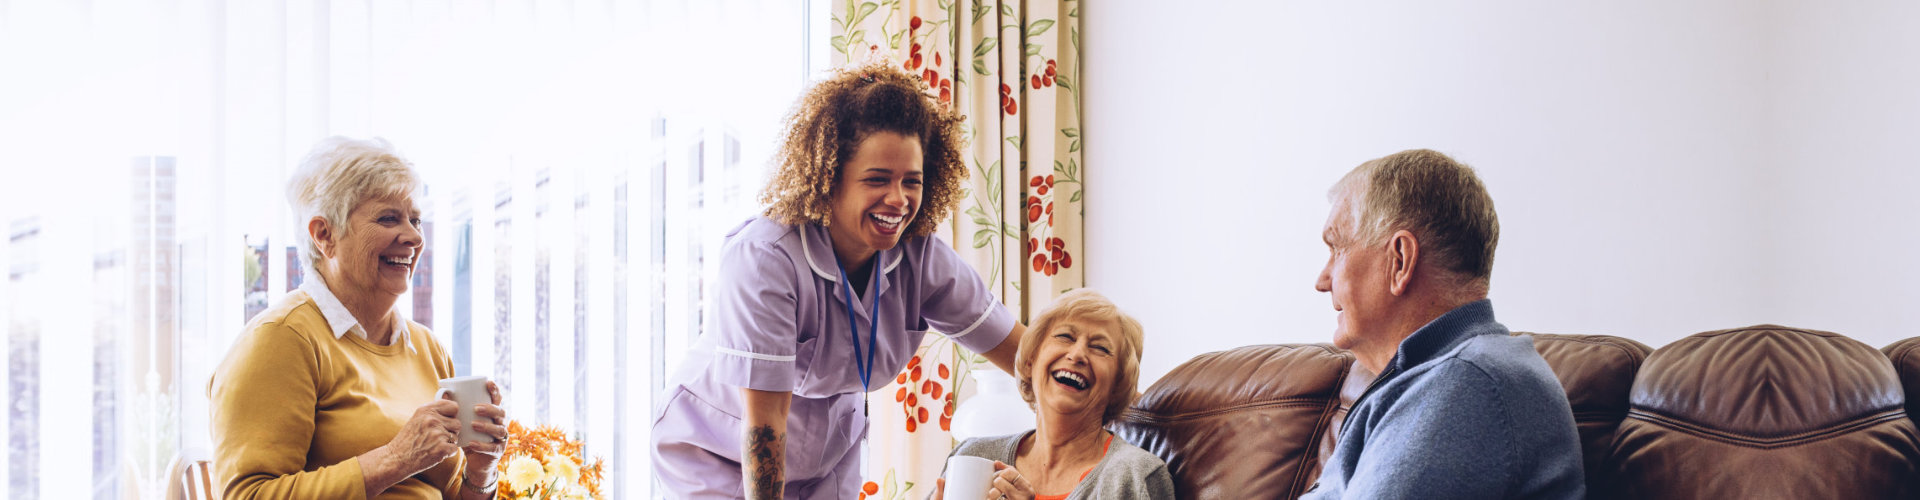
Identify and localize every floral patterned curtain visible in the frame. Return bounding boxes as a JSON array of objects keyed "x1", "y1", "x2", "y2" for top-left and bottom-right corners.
[{"x1": 830, "y1": 0, "x2": 1084, "y2": 498}]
